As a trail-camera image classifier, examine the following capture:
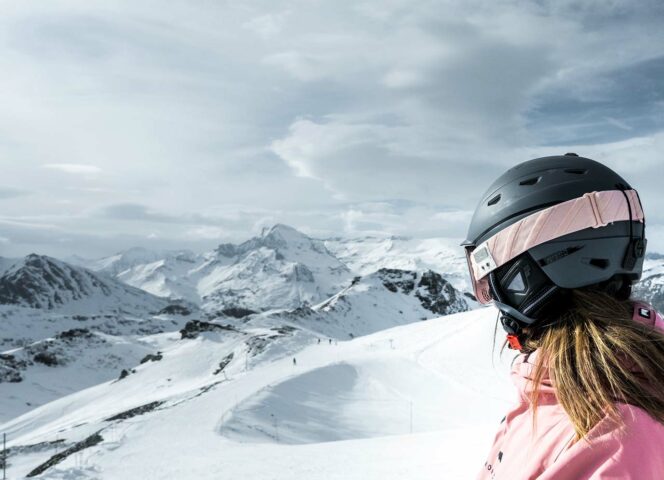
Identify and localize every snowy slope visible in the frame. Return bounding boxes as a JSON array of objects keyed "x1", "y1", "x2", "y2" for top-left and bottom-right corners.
[
  {"x1": 0, "y1": 255, "x2": 193, "y2": 422},
  {"x1": 86, "y1": 248, "x2": 202, "y2": 304},
  {"x1": 0, "y1": 307, "x2": 514, "y2": 479},
  {"x1": 324, "y1": 235, "x2": 471, "y2": 295},
  {"x1": 84, "y1": 247, "x2": 184, "y2": 276},
  {"x1": 114, "y1": 253, "x2": 201, "y2": 304},
  {"x1": 260, "y1": 268, "x2": 470, "y2": 339},
  {"x1": 0, "y1": 304, "x2": 198, "y2": 422},
  {"x1": 0, "y1": 247, "x2": 466, "y2": 428}
]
